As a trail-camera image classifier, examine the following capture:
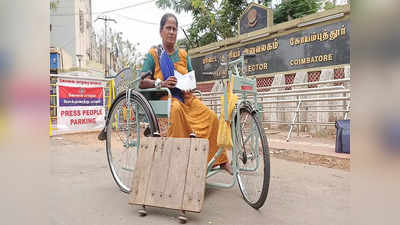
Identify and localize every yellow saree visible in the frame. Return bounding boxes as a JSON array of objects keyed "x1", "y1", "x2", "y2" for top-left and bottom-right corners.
[{"x1": 146, "y1": 48, "x2": 228, "y2": 166}]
